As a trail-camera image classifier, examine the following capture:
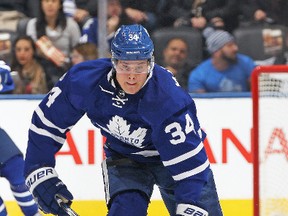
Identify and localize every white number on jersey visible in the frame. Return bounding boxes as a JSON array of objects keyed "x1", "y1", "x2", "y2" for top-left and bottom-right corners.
[
  {"x1": 46, "y1": 87, "x2": 62, "y2": 107},
  {"x1": 164, "y1": 114, "x2": 196, "y2": 145}
]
